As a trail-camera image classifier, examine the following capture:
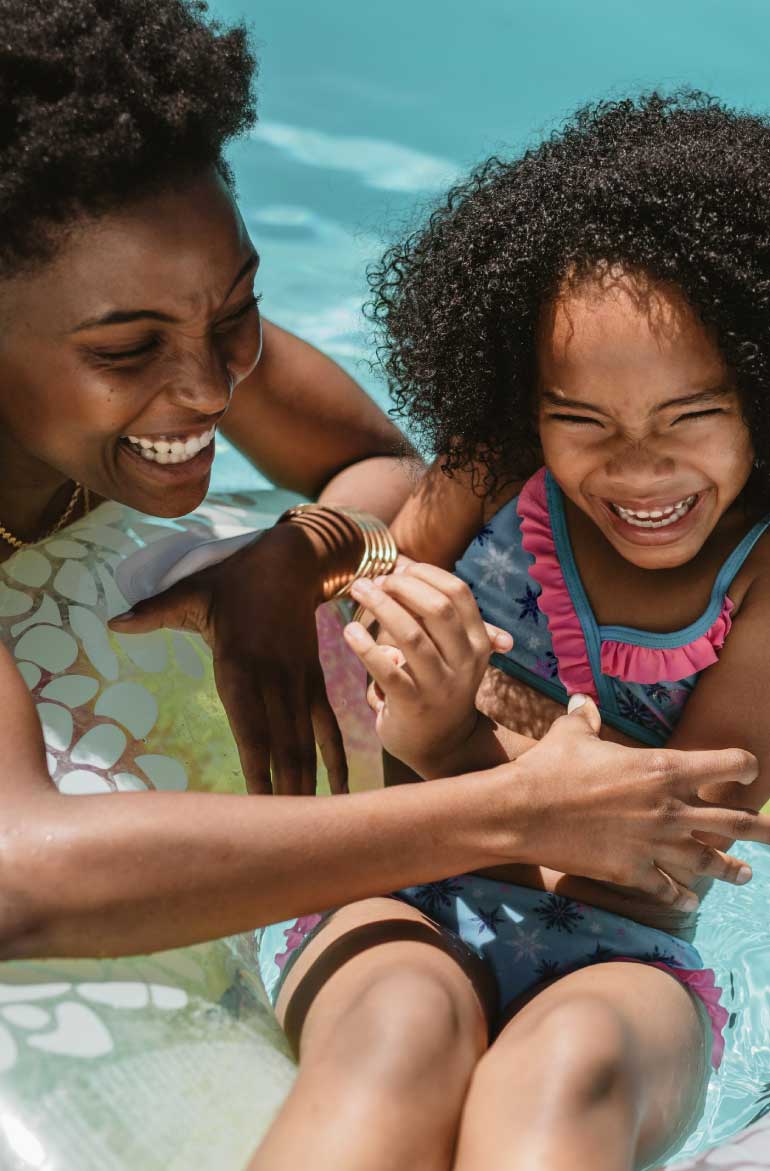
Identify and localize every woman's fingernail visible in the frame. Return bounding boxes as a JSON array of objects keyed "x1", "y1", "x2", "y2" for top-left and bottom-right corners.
[
  {"x1": 343, "y1": 622, "x2": 366, "y2": 645},
  {"x1": 737, "y1": 866, "x2": 753, "y2": 885},
  {"x1": 495, "y1": 633, "x2": 513, "y2": 649},
  {"x1": 567, "y1": 693, "x2": 587, "y2": 712}
]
